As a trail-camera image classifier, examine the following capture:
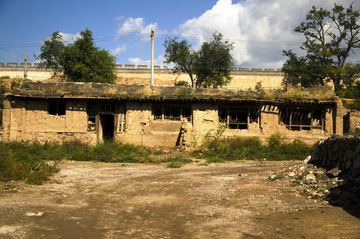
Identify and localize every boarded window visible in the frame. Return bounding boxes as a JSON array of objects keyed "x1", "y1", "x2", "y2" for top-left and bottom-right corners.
[
  {"x1": 279, "y1": 108, "x2": 324, "y2": 131},
  {"x1": 153, "y1": 105, "x2": 192, "y2": 122},
  {"x1": 219, "y1": 107, "x2": 259, "y2": 129},
  {"x1": 48, "y1": 103, "x2": 66, "y2": 116}
]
